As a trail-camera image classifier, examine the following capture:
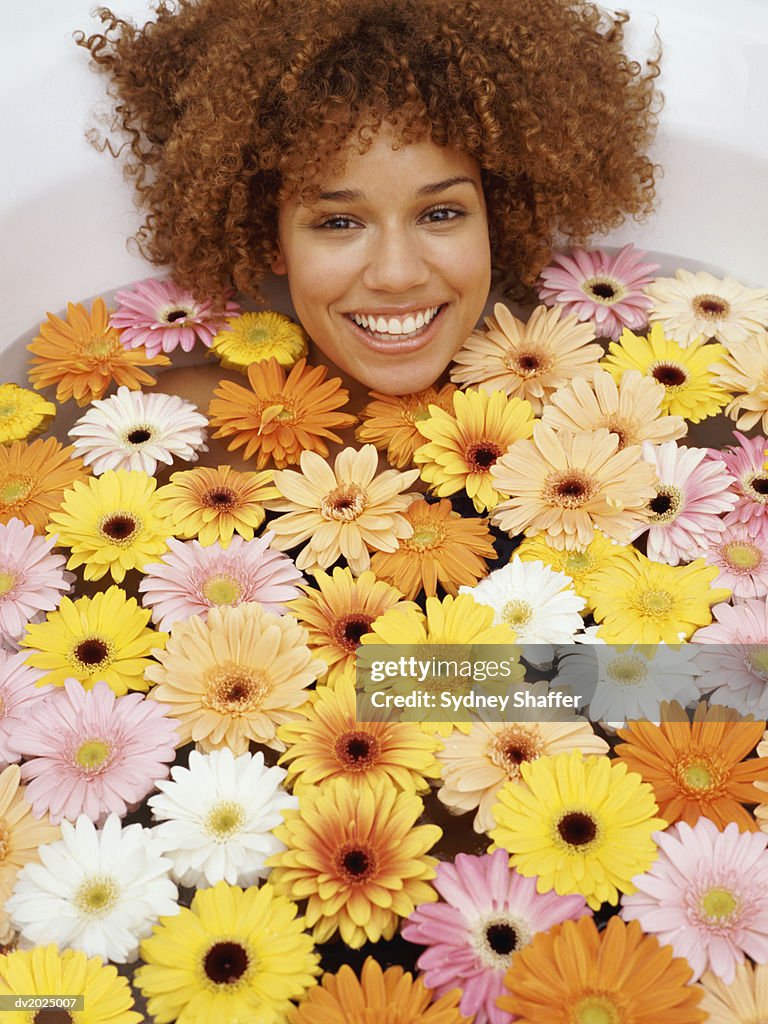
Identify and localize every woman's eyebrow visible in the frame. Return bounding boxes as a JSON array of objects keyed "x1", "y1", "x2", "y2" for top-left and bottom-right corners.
[{"x1": 317, "y1": 176, "x2": 479, "y2": 203}]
